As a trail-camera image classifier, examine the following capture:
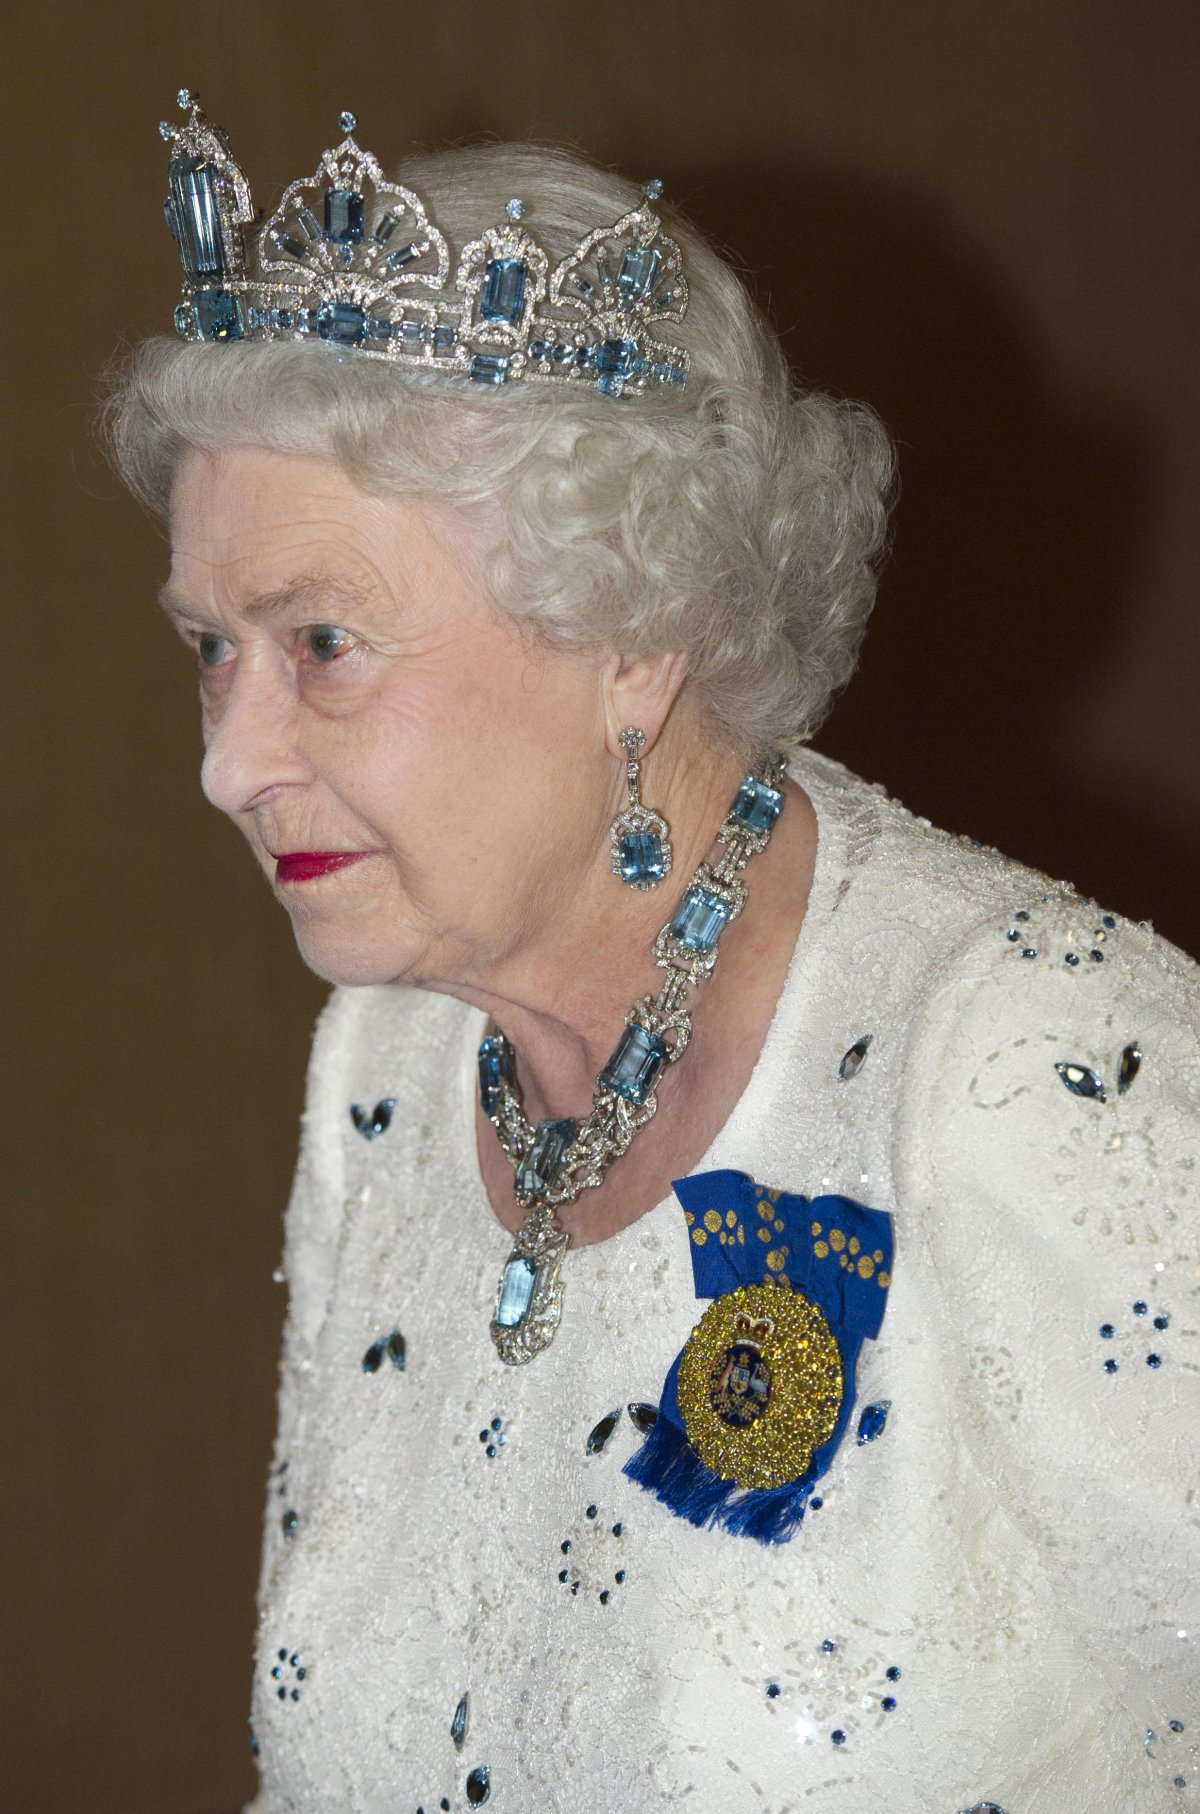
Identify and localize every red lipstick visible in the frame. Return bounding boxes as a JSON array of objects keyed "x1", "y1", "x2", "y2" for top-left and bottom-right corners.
[{"x1": 274, "y1": 851, "x2": 373, "y2": 885}]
